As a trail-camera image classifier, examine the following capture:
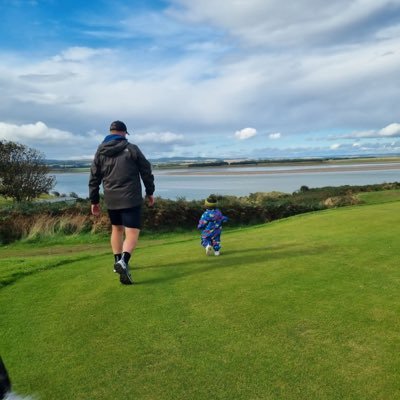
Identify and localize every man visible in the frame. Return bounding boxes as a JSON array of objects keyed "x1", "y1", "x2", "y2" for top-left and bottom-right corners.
[
  {"x1": 0, "y1": 357, "x2": 11, "y2": 400},
  {"x1": 89, "y1": 120, "x2": 155, "y2": 285}
]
